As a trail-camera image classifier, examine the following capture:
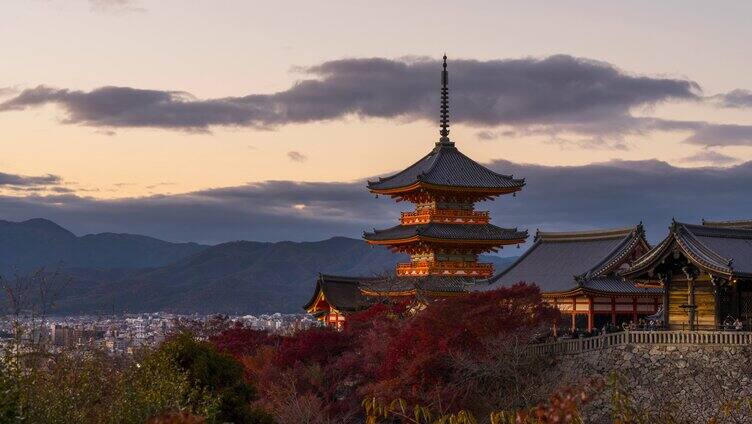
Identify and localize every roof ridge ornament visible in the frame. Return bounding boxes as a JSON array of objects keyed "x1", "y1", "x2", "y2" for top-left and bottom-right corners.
[{"x1": 437, "y1": 54, "x2": 453, "y2": 146}]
